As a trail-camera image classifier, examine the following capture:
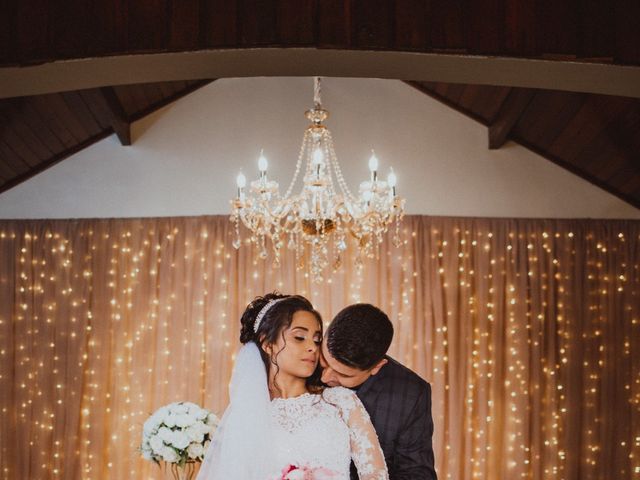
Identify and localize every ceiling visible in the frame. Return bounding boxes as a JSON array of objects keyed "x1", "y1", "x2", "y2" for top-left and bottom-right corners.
[
  {"x1": 1, "y1": 79, "x2": 638, "y2": 210},
  {"x1": 1, "y1": 1, "x2": 638, "y2": 210}
]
